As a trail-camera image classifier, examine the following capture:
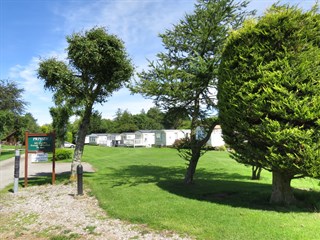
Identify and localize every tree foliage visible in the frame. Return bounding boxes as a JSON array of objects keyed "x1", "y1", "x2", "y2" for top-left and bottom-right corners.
[
  {"x1": 50, "y1": 106, "x2": 71, "y2": 148},
  {"x1": 218, "y1": 4, "x2": 320, "y2": 204},
  {"x1": 0, "y1": 79, "x2": 39, "y2": 142},
  {"x1": 38, "y1": 27, "x2": 134, "y2": 179},
  {"x1": 132, "y1": 0, "x2": 253, "y2": 184},
  {"x1": 0, "y1": 79, "x2": 27, "y2": 114}
]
